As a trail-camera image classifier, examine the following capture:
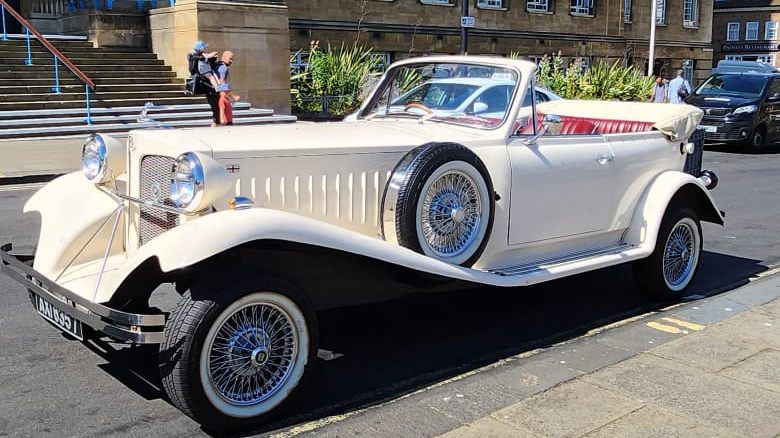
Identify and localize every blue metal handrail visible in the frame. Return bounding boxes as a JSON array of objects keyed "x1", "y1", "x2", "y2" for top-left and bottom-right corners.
[
  {"x1": 68, "y1": 0, "x2": 174, "y2": 11},
  {"x1": 0, "y1": 0, "x2": 96, "y2": 124}
]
